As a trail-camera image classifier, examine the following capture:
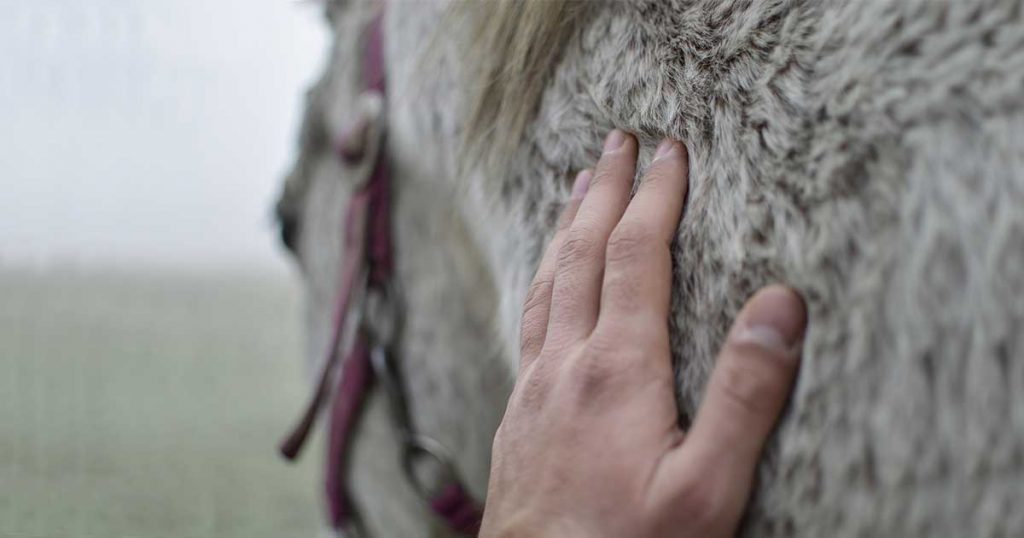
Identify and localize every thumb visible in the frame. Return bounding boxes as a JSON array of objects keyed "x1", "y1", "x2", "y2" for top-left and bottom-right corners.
[{"x1": 655, "y1": 286, "x2": 806, "y2": 532}]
